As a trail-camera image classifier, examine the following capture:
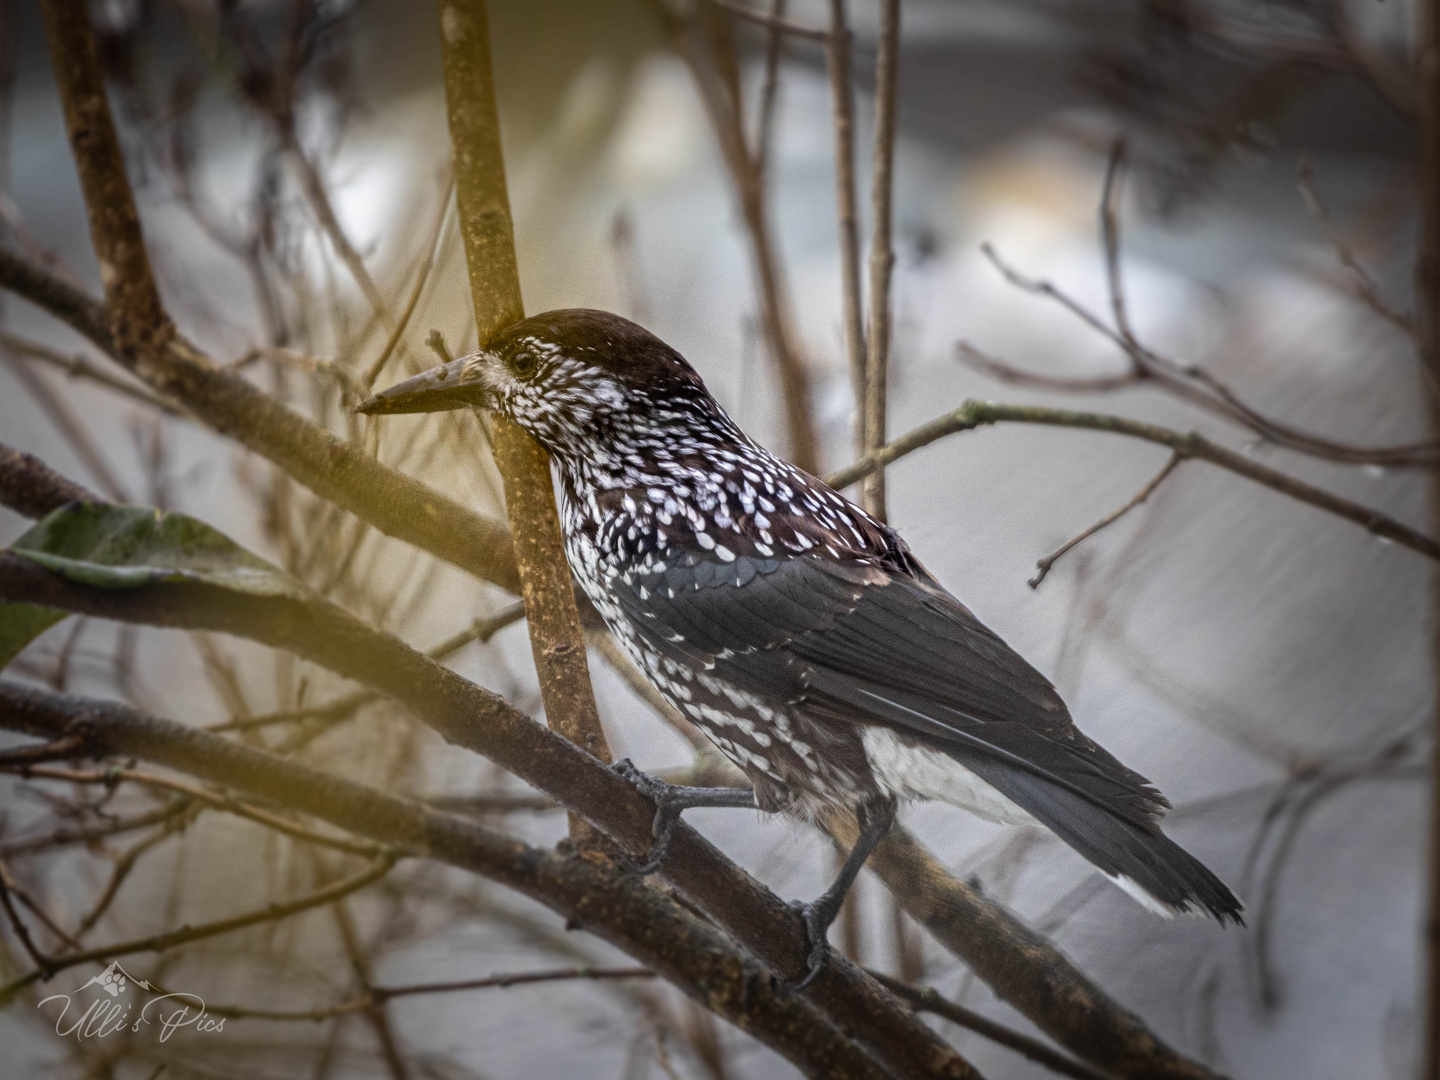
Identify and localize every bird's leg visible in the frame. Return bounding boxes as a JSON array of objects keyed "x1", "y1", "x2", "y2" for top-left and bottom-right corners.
[
  {"x1": 789, "y1": 796, "x2": 898, "y2": 990},
  {"x1": 611, "y1": 759, "x2": 757, "y2": 874}
]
